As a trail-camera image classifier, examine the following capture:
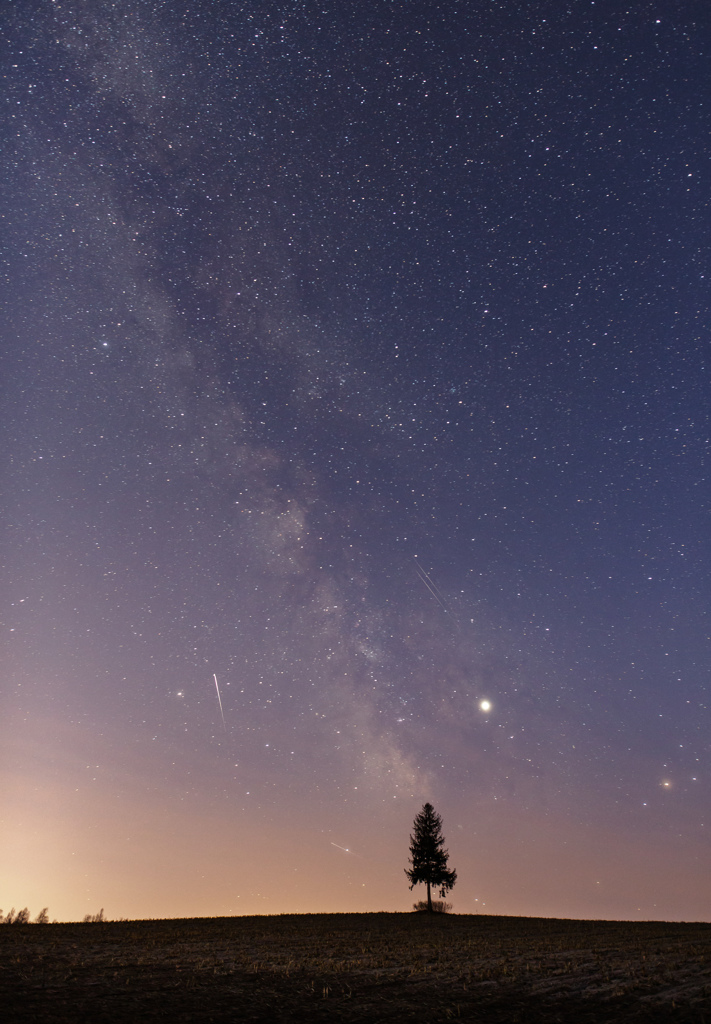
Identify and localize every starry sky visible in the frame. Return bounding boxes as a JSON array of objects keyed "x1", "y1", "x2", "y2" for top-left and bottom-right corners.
[{"x1": 2, "y1": 0, "x2": 709, "y2": 923}]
